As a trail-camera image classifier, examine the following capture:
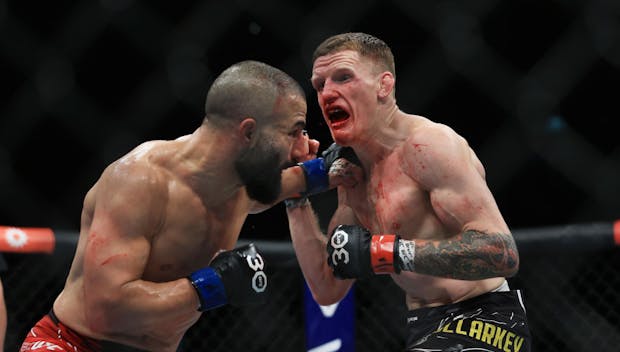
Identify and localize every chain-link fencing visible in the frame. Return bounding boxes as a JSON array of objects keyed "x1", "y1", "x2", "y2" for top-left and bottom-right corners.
[{"x1": 3, "y1": 235, "x2": 620, "y2": 352}]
